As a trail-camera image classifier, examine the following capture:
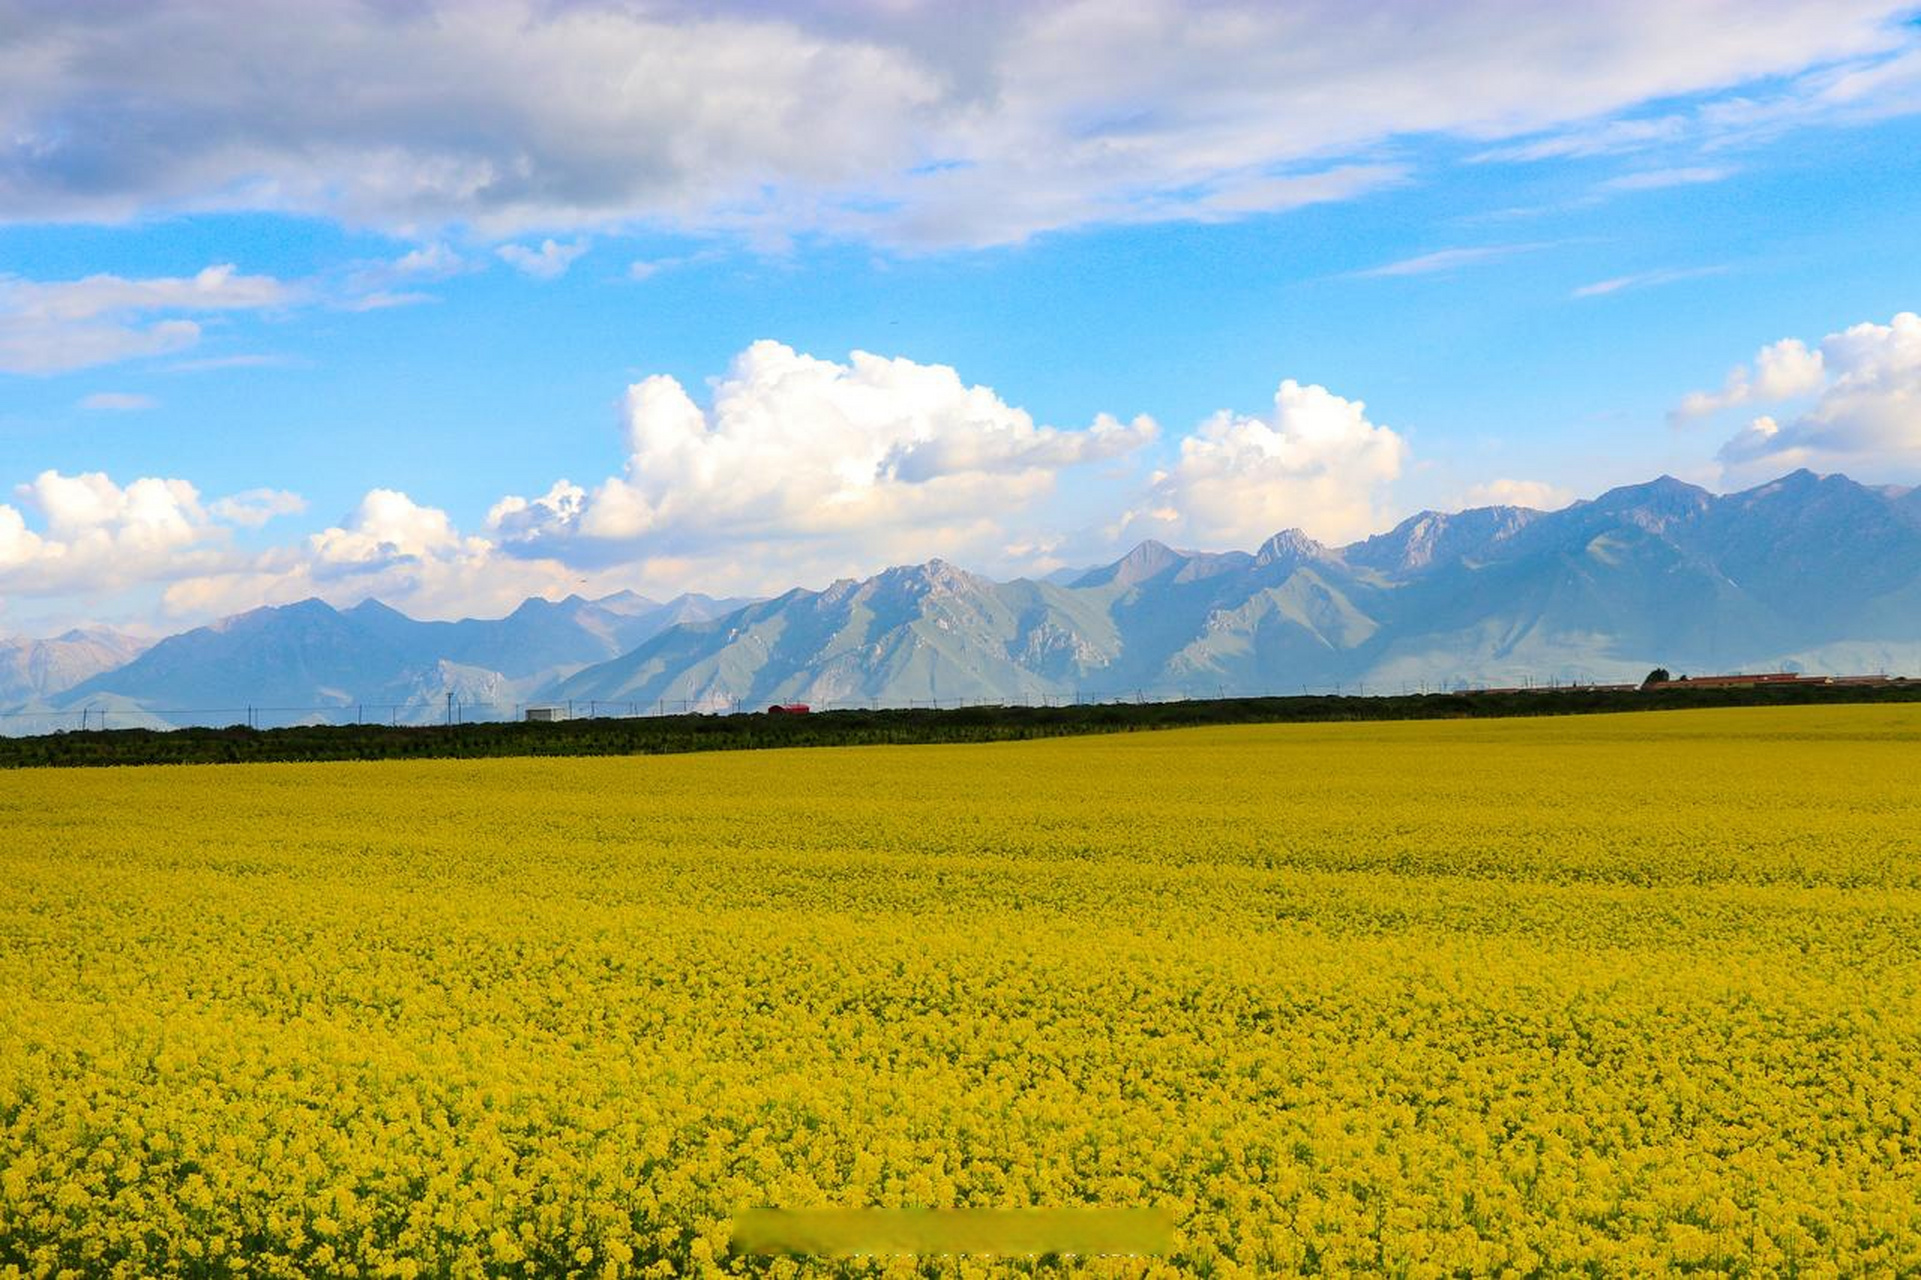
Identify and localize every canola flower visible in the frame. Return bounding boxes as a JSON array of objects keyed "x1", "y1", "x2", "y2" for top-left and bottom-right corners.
[{"x1": 1, "y1": 706, "x2": 1919, "y2": 1276}]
